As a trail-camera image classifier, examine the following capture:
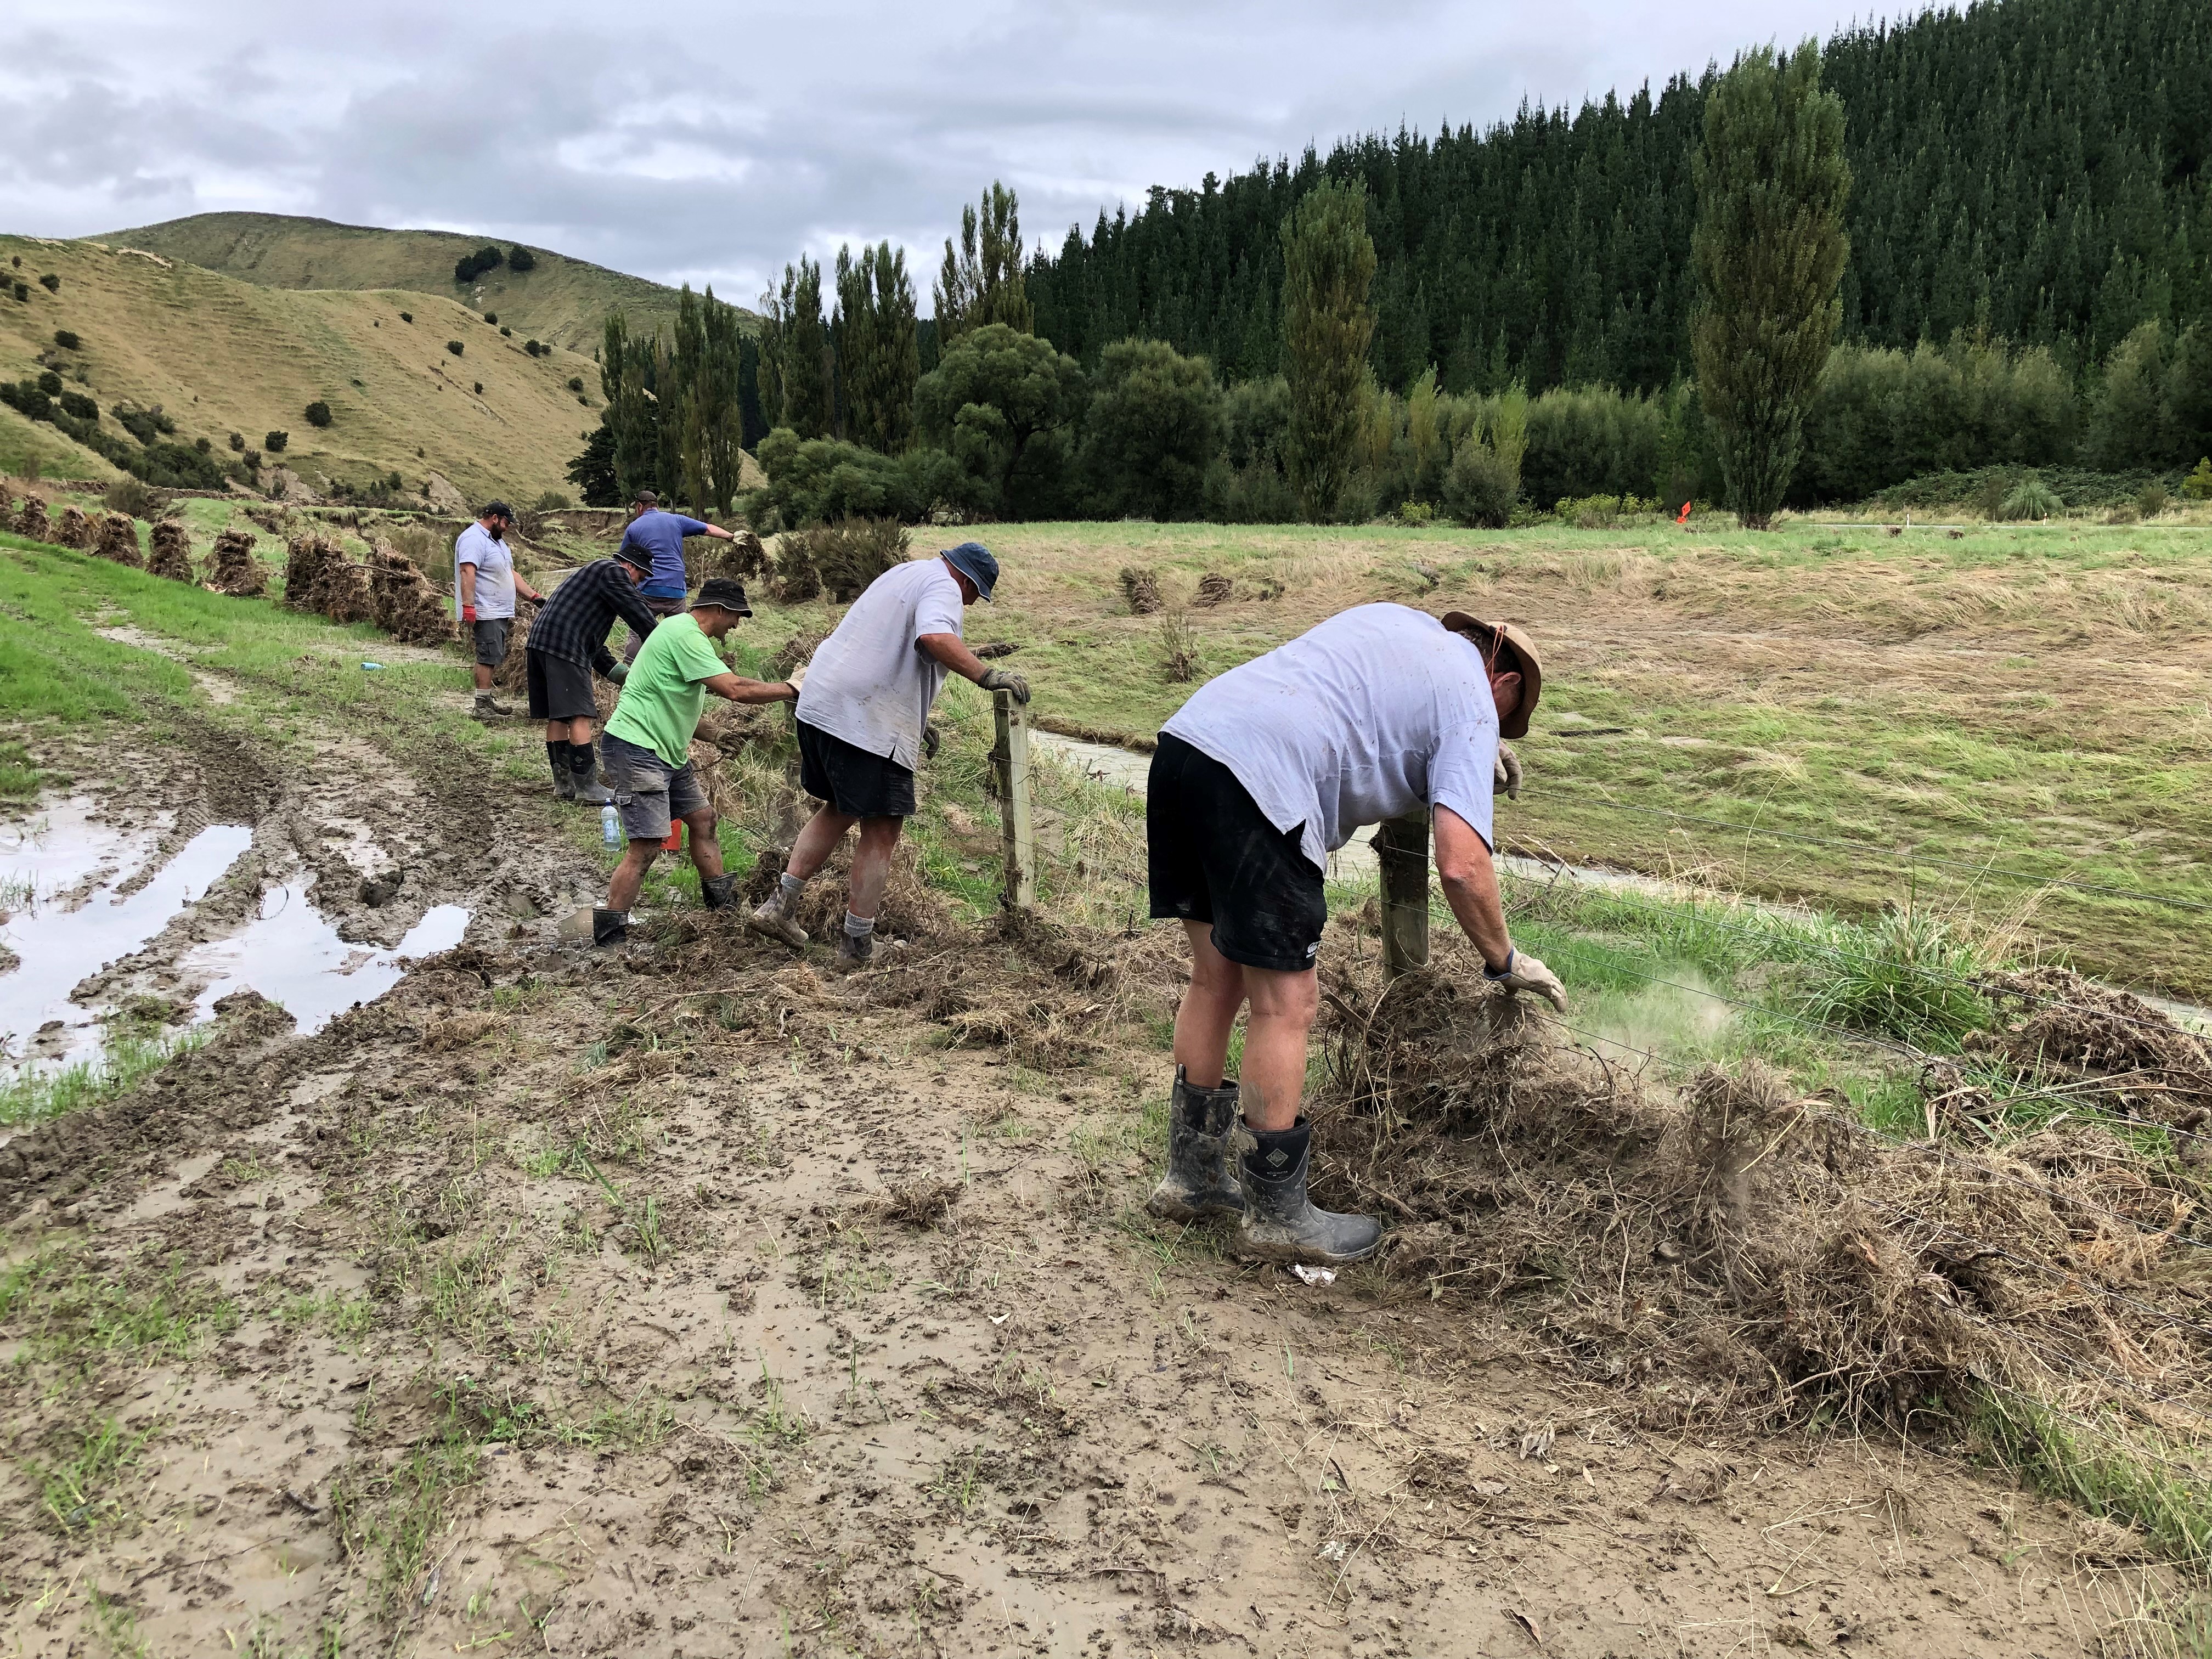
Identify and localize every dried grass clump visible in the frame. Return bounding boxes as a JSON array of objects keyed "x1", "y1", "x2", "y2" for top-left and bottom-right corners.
[
  {"x1": 204, "y1": 528, "x2": 266, "y2": 596},
  {"x1": 146, "y1": 518, "x2": 194, "y2": 581},
  {"x1": 1971, "y1": 966, "x2": 2212, "y2": 1124},
  {"x1": 773, "y1": 519, "x2": 907, "y2": 604},
  {"x1": 0, "y1": 479, "x2": 14, "y2": 529},
  {"x1": 93, "y1": 511, "x2": 143, "y2": 567},
  {"x1": 284, "y1": 533, "x2": 374, "y2": 623},
  {"x1": 740, "y1": 842, "x2": 953, "y2": 946},
  {"x1": 55, "y1": 504, "x2": 94, "y2": 549},
  {"x1": 1309, "y1": 952, "x2": 2212, "y2": 1437},
  {"x1": 366, "y1": 544, "x2": 455, "y2": 644},
  {"x1": 878, "y1": 1178, "x2": 960, "y2": 1228},
  {"x1": 715, "y1": 528, "x2": 769, "y2": 581},
  {"x1": 1156, "y1": 610, "x2": 1200, "y2": 682},
  {"x1": 17, "y1": 495, "x2": 49, "y2": 544},
  {"x1": 1119, "y1": 565, "x2": 1162, "y2": 615},
  {"x1": 1194, "y1": 571, "x2": 1233, "y2": 606}
]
